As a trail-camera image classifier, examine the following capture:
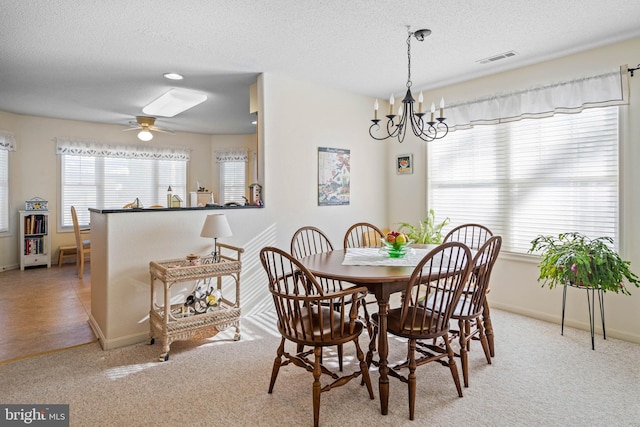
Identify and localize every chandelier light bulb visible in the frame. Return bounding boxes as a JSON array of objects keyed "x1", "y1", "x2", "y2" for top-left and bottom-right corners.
[{"x1": 374, "y1": 99, "x2": 379, "y2": 120}]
